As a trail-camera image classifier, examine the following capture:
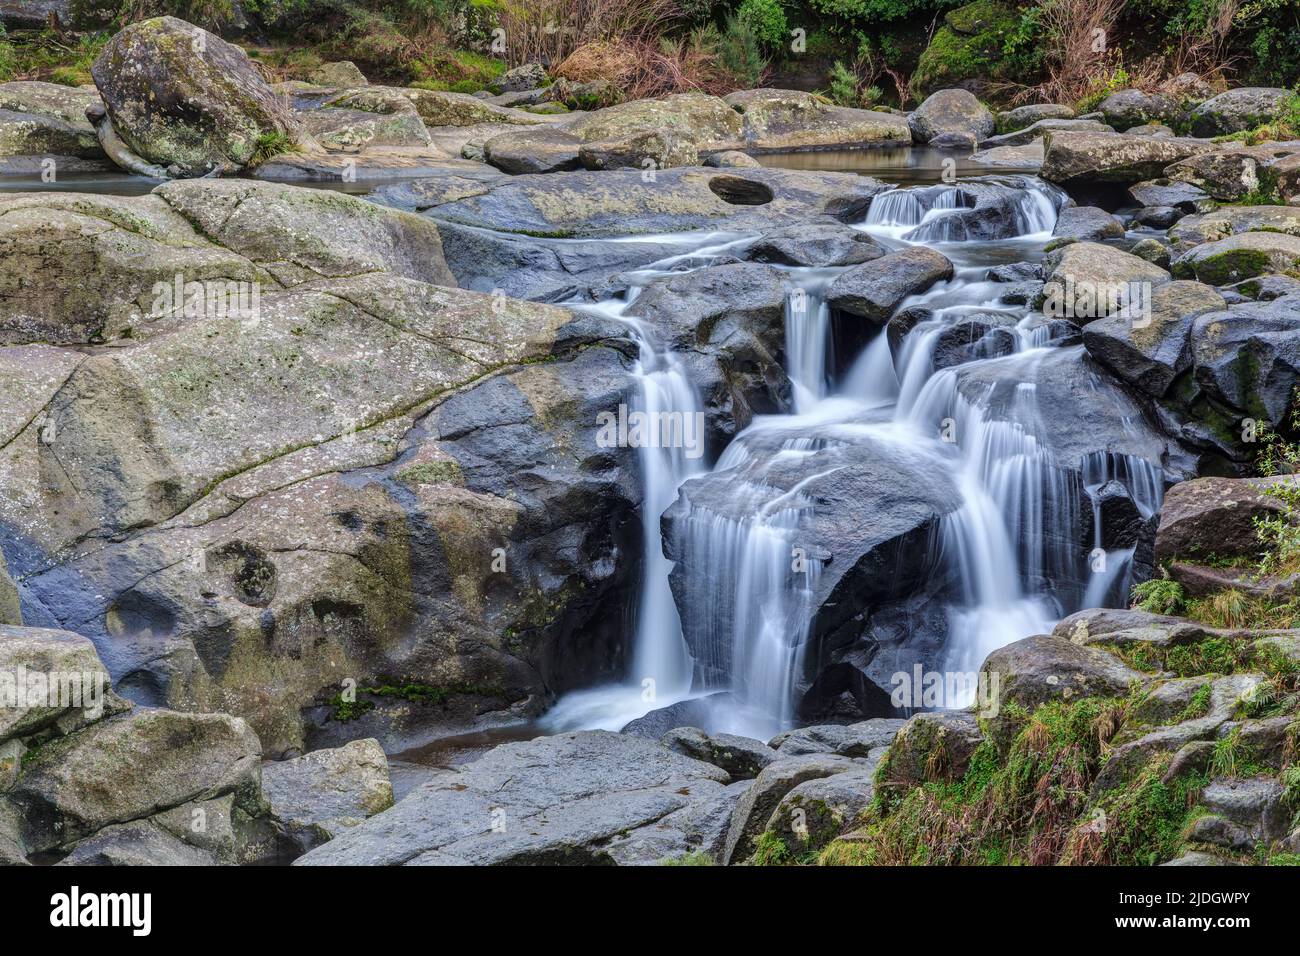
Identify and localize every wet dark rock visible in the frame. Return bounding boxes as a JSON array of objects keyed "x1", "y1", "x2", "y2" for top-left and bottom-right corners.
[
  {"x1": 629, "y1": 262, "x2": 792, "y2": 452},
  {"x1": 1081, "y1": 280, "x2": 1226, "y2": 398},
  {"x1": 746, "y1": 221, "x2": 884, "y2": 268},
  {"x1": 1052, "y1": 205, "x2": 1124, "y2": 242},
  {"x1": 1132, "y1": 205, "x2": 1183, "y2": 229},
  {"x1": 826, "y1": 247, "x2": 954, "y2": 323}
]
